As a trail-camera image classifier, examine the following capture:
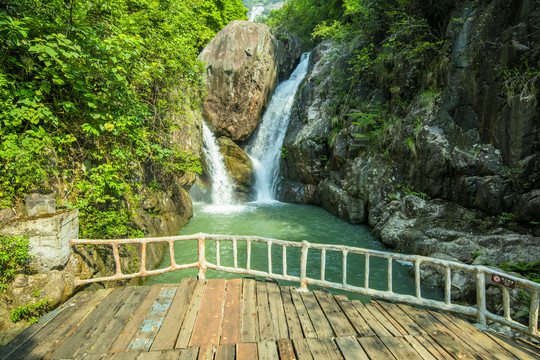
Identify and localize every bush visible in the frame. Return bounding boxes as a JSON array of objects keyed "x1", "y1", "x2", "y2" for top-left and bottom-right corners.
[{"x1": 0, "y1": 234, "x2": 32, "y2": 290}]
